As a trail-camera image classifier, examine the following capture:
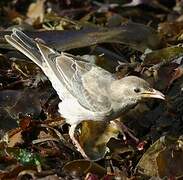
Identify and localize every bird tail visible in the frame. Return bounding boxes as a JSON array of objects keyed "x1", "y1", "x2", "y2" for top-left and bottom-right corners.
[
  {"x1": 5, "y1": 28, "x2": 73, "y2": 100},
  {"x1": 5, "y1": 28, "x2": 44, "y2": 68}
]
